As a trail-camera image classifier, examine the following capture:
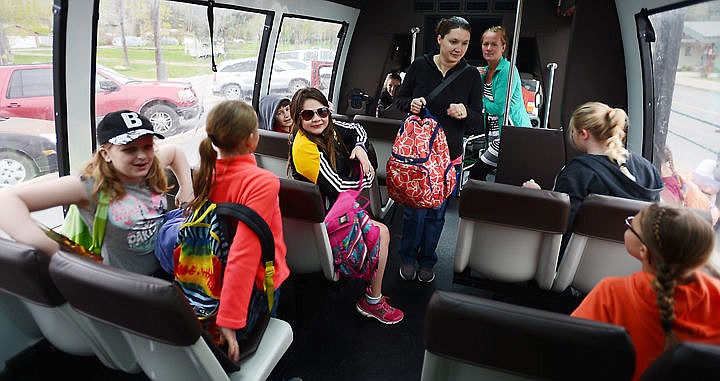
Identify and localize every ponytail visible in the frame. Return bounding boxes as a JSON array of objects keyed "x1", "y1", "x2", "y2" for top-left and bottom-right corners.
[{"x1": 187, "y1": 136, "x2": 217, "y2": 212}]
